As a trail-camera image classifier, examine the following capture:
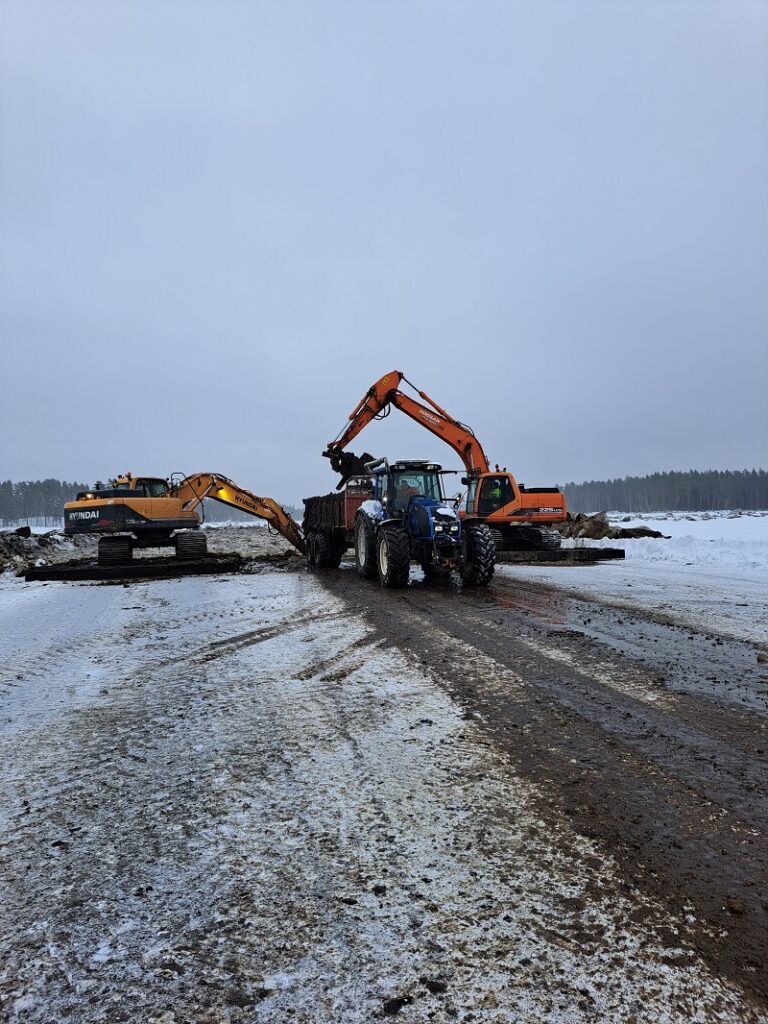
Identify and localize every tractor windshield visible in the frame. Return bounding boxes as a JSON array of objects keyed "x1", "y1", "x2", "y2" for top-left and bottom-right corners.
[{"x1": 392, "y1": 470, "x2": 442, "y2": 511}]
